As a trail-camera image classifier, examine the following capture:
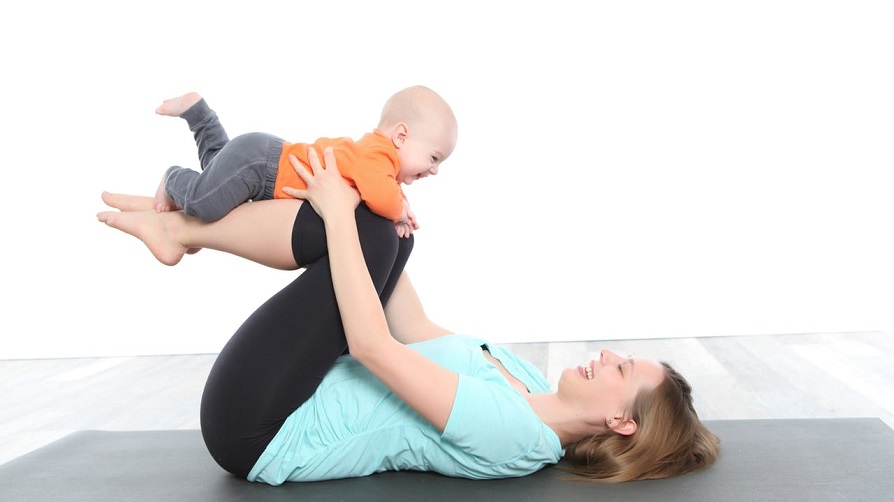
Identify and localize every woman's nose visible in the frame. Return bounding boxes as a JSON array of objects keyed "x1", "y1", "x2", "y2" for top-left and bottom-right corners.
[{"x1": 600, "y1": 349, "x2": 620, "y2": 364}]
